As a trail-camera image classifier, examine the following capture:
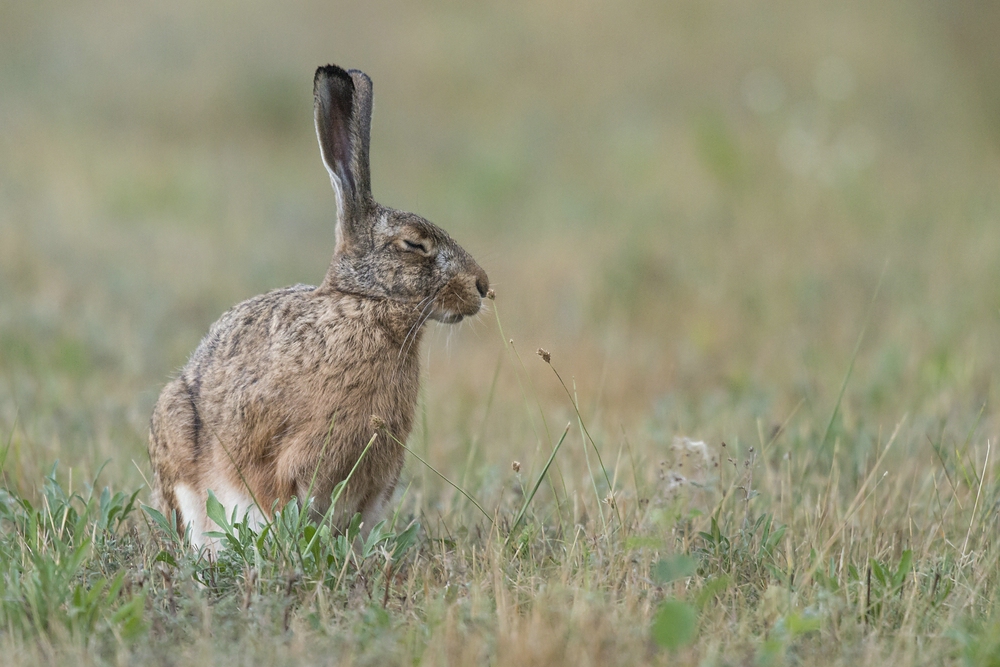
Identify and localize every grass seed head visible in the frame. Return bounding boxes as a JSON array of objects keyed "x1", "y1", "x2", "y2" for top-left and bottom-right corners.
[{"x1": 536, "y1": 348, "x2": 551, "y2": 363}]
